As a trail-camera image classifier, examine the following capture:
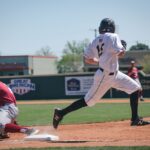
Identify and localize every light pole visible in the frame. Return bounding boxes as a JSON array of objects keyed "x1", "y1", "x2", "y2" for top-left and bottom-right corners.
[{"x1": 89, "y1": 28, "x2": 98, "y2": 38}]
